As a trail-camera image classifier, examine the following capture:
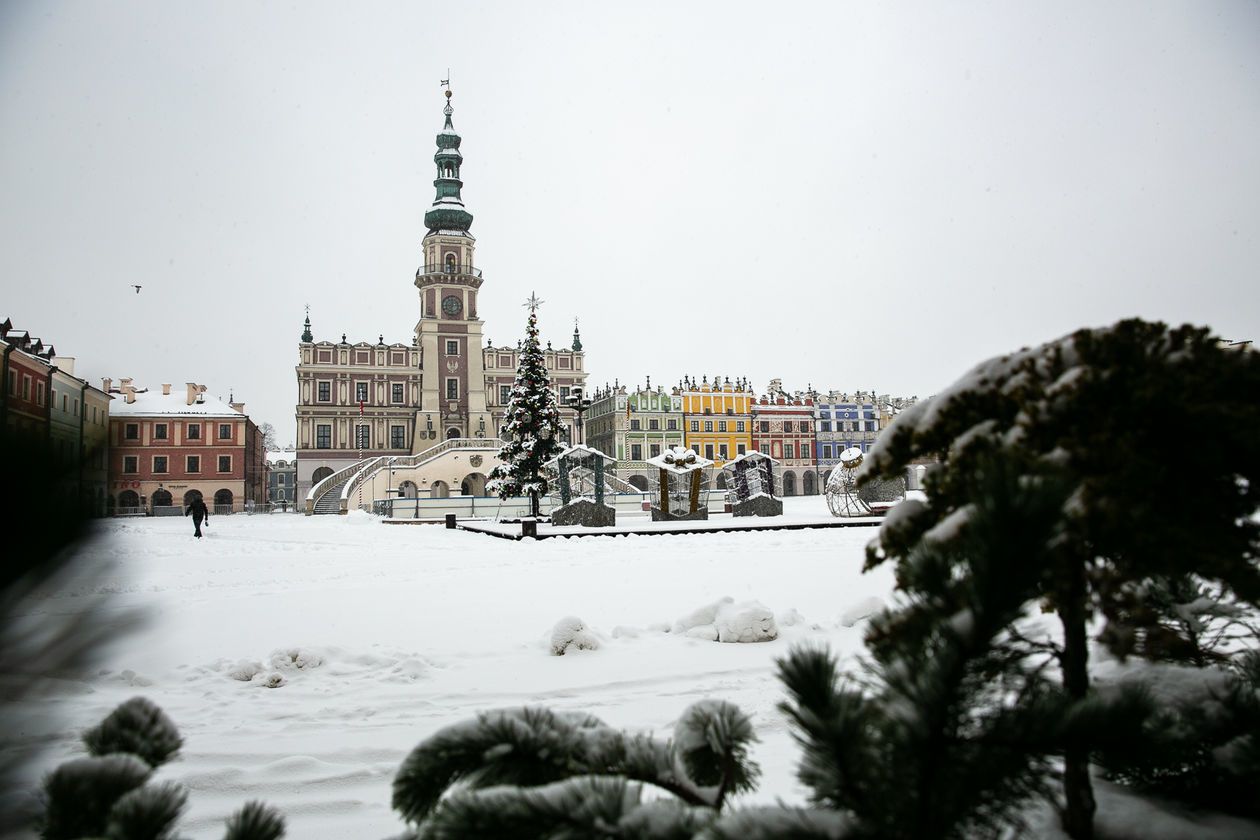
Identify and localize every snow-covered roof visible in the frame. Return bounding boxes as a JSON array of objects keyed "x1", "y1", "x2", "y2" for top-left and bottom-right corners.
[
  {"x1": 544, "y1": 444, "x2": 615, "y2": 468},
  {"x1": 720, "y1": 450, "x2": 779, "y2": 471},
  {"x1": 267, "y1": 450, "x2": 297, "y2": 466},
  {"x1": 110, "y1": 388, "x2": 244, "y2": 418},
  {"x1": 645, "y1": 446, "x2": 713, "y2": 473}
]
